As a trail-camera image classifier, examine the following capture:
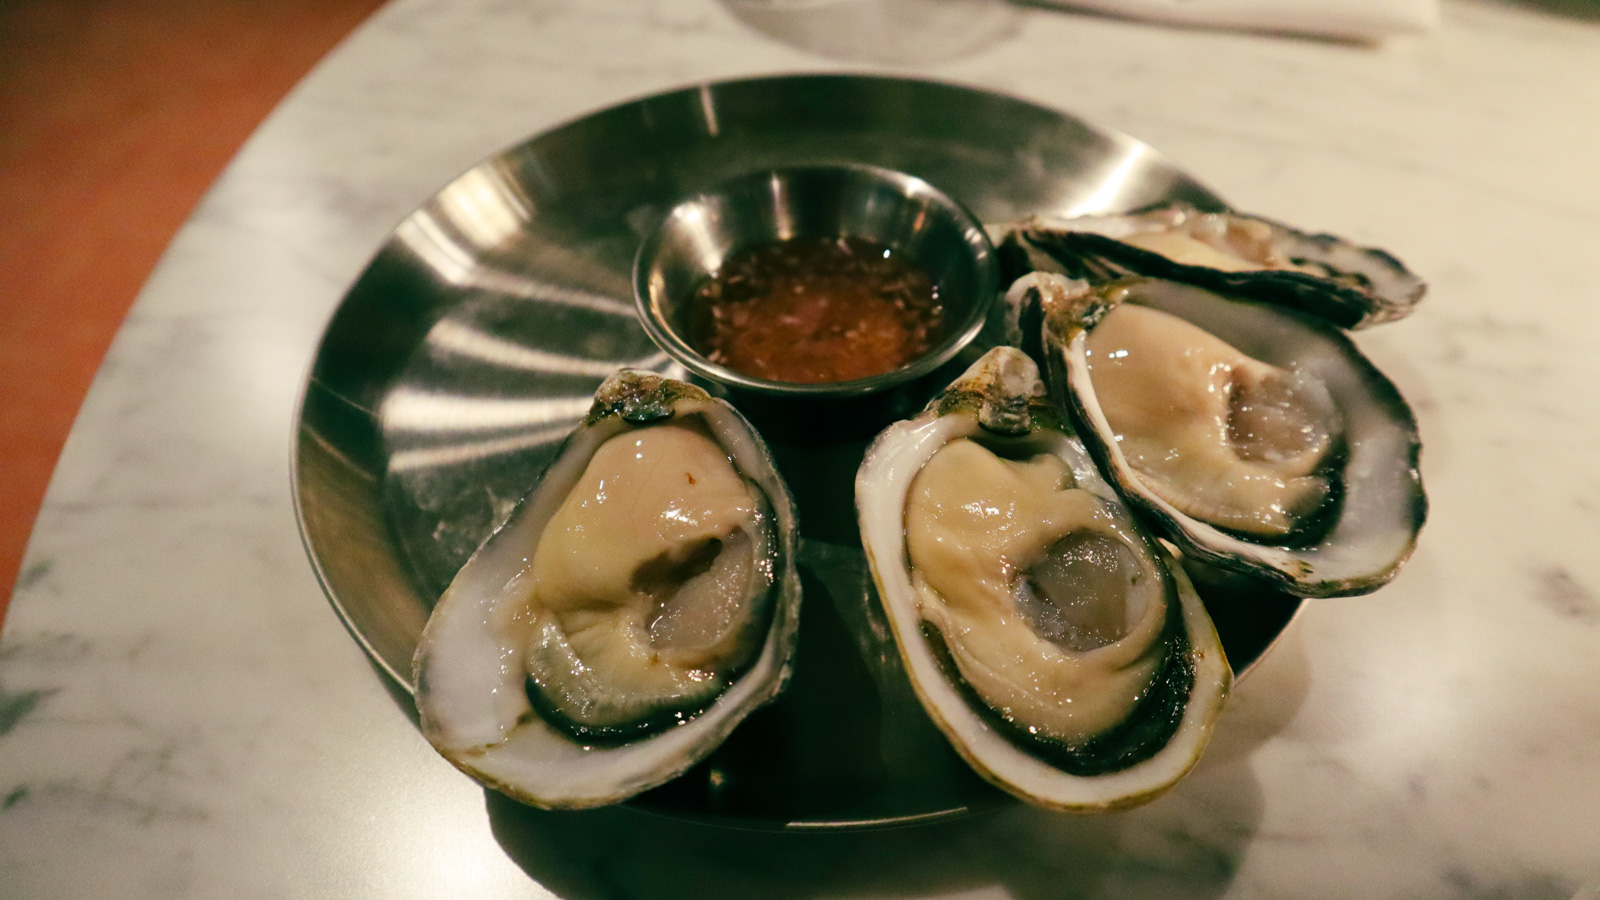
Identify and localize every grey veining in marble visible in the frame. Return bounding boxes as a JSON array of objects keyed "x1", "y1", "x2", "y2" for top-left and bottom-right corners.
[{"x1": 5, "y1": 0, "x2": 1600, "y2": 897}]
